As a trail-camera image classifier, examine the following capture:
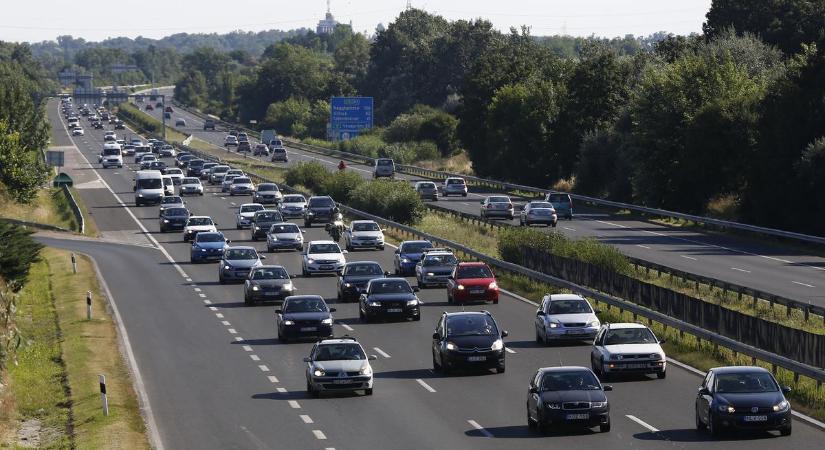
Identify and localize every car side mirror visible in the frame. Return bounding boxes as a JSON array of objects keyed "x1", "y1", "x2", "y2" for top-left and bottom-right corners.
[
  {"x1": 260, "y1": 255, "x2": 267, "y2": 259},
  {"x1": 432, "y1": 332, "x2": 440, "y2": 340},
  {"x1": 536, "y1": 310, "x2": 545, "y2": 316},
  {"x1": 368, "y1": 355, "x2": 378, "y2": 361},
  {"x1": 302, "y1": 357, "x2": 311, "y2": 363},
  {"x1": 603, "y1": 385, "x2": 613, "y2": 392},
  {"x1": 480, "y1": 200, "x2": 485, "y2": 204},
  {"x1": 384, "y1": 271, "x2": 390, "y2": 276},
  {"x1": 394, "y1": 249, "x2": 399, "y2": 254},
  {"x1": 329, "y1": 307, "x2": 336, "y2": 313},
  {"x1": 501, "y1": 330, "x2": 509, "y2": 338},
  {"x1": 226, "y1": 239, "x2": 231, "y2": 243},
  {"x1": 698, "y1": 387, "x2": 710, "y2": 396},
  {"x1": 342, "y1": 250, "x2": 348, "y2": 254},
  {"x1": 275, "y1": 309, "x2": 282, "y2": 314},
  {"x1": 781, "y1": 386, "x2": 792, "y2": 394},
  {"x1": 412, "y1": 287, "x2": 420, "y2": 292},
  {"x1": 528, "y1": 386, "x2": 538, "y2": 394}
]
